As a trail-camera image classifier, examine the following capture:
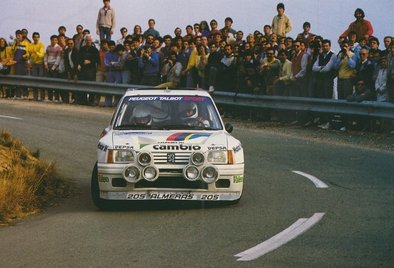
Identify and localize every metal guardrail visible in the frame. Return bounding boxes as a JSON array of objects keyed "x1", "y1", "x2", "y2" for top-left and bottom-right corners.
[{"x1": 1, "y1": 75, "x2": 394, "y2": 119}]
